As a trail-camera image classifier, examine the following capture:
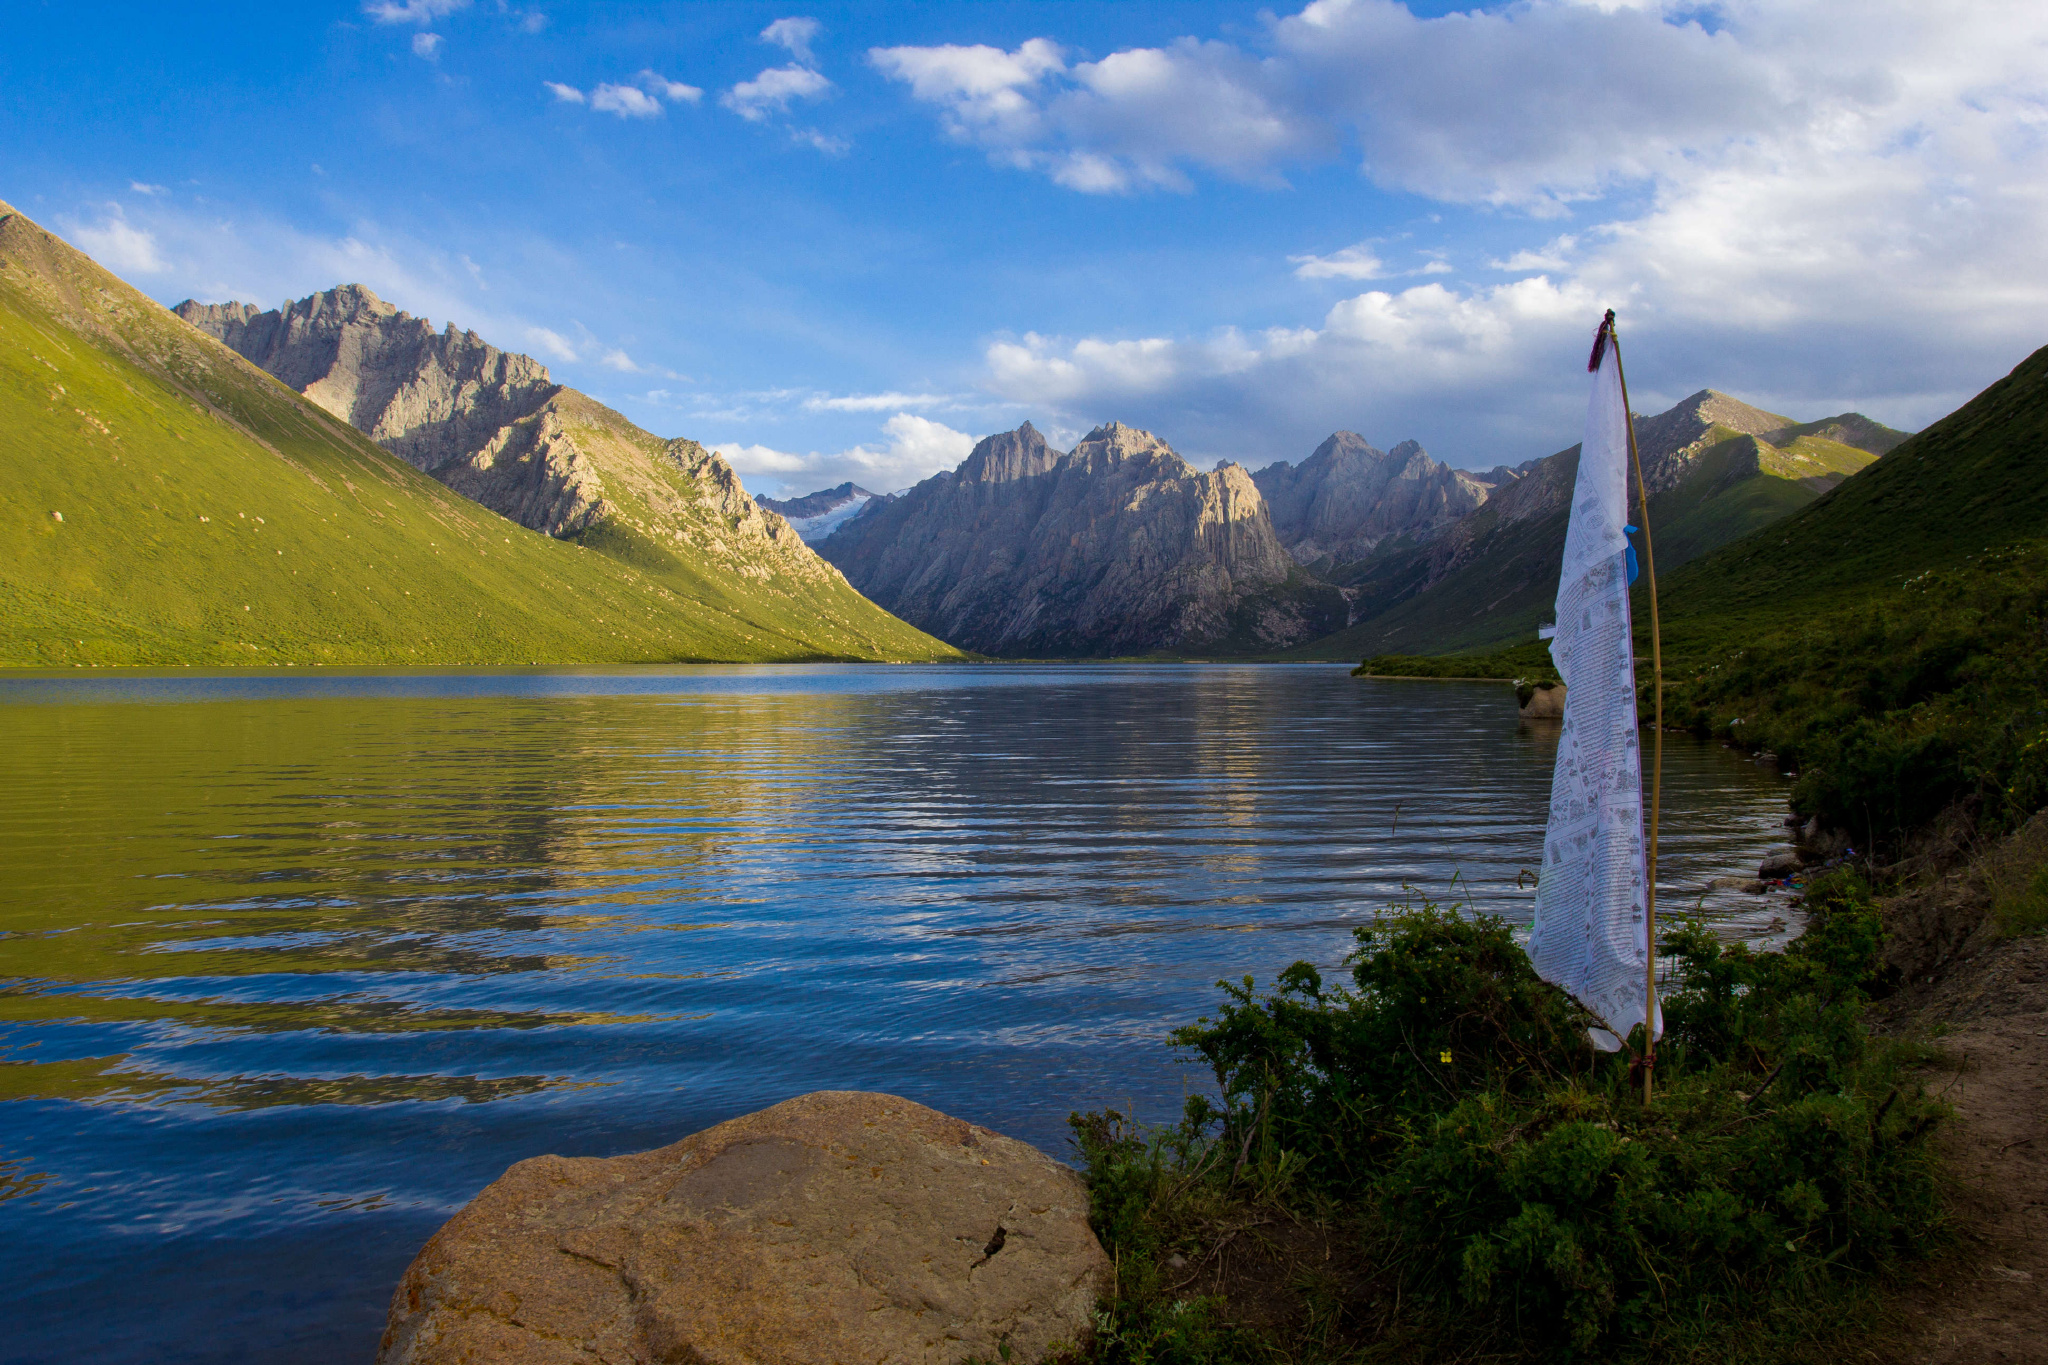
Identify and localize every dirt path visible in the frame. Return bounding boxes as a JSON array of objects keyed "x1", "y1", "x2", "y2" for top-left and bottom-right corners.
[{"x1": 1875, "y1": 933, "x2": 2048, "y2": 1364}]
